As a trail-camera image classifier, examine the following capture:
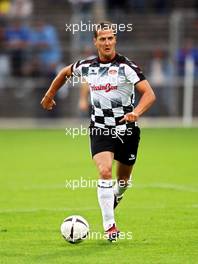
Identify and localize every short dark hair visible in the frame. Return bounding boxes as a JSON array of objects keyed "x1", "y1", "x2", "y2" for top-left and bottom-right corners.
[{"x1": 94, "y1": 21, "x2": 116, "y2": 38}]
